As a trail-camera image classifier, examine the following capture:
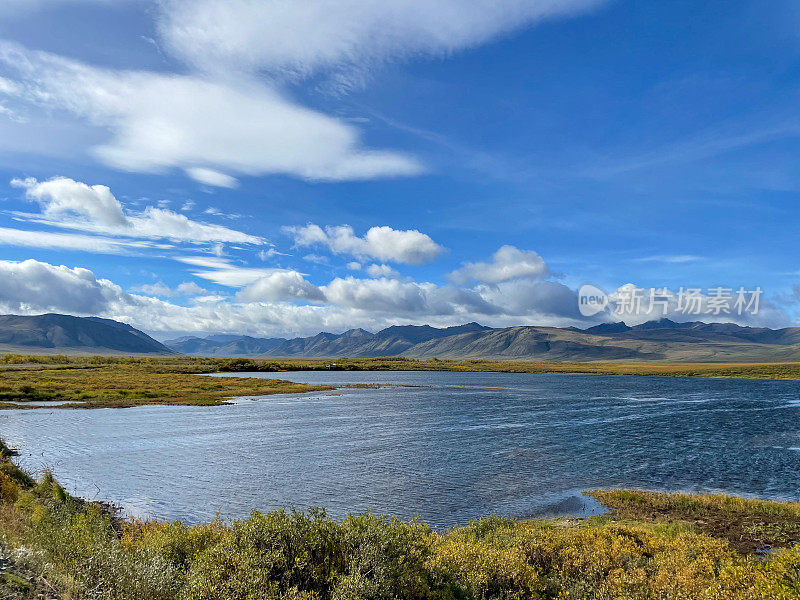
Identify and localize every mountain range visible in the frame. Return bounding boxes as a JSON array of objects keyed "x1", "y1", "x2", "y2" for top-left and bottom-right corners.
[
  {"x1": 164, "y1": 318, "x2": 800, "y2": 362},
  {"x1": 1, "y1": 313, "x2": 800, "y2": 362}
]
